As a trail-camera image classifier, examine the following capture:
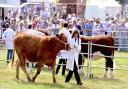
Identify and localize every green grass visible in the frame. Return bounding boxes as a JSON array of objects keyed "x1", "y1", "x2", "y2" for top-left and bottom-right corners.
[{"x1": 0, "y1": 50, "x2": 128, "y2": 89}]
